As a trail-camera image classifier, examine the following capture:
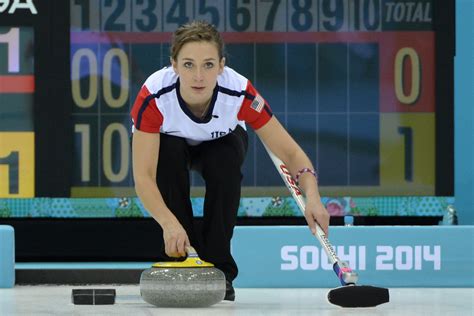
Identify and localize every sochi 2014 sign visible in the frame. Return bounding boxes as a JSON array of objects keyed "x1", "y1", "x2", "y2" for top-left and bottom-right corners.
[
  {"x1": 0, "y1": 0, "x2": 37, "y2": 14},
  {"x1": 232, "y1": 226, "x2": 474, "y2": 287},
  {"x1": 280, "y1": 244, "x2": 440, "y2": 272}
]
